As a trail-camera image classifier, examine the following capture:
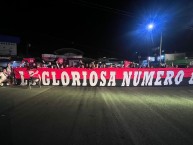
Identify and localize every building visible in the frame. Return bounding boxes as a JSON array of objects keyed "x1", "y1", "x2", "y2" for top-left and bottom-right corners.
[
  {"x1": 165, "y1": 53, "x2": 193, "y2": 67},
  {"x1": 0, "y1": 35, "x2": 20, "y2": 56}
]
